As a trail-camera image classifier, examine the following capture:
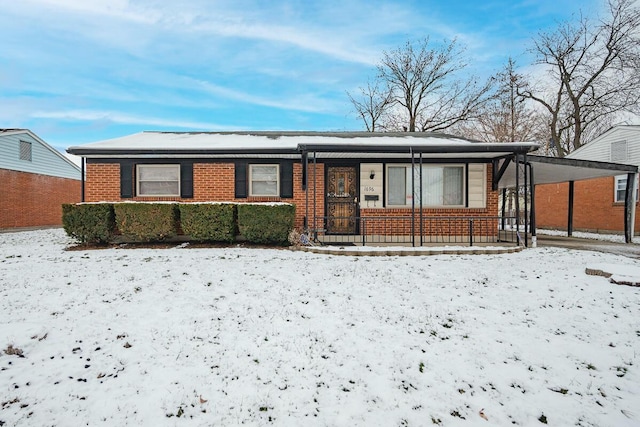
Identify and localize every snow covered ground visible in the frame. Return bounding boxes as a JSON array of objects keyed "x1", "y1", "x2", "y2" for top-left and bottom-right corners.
[{"x1": 1, "y1": 229, "x2": 639, "y2": 426}]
